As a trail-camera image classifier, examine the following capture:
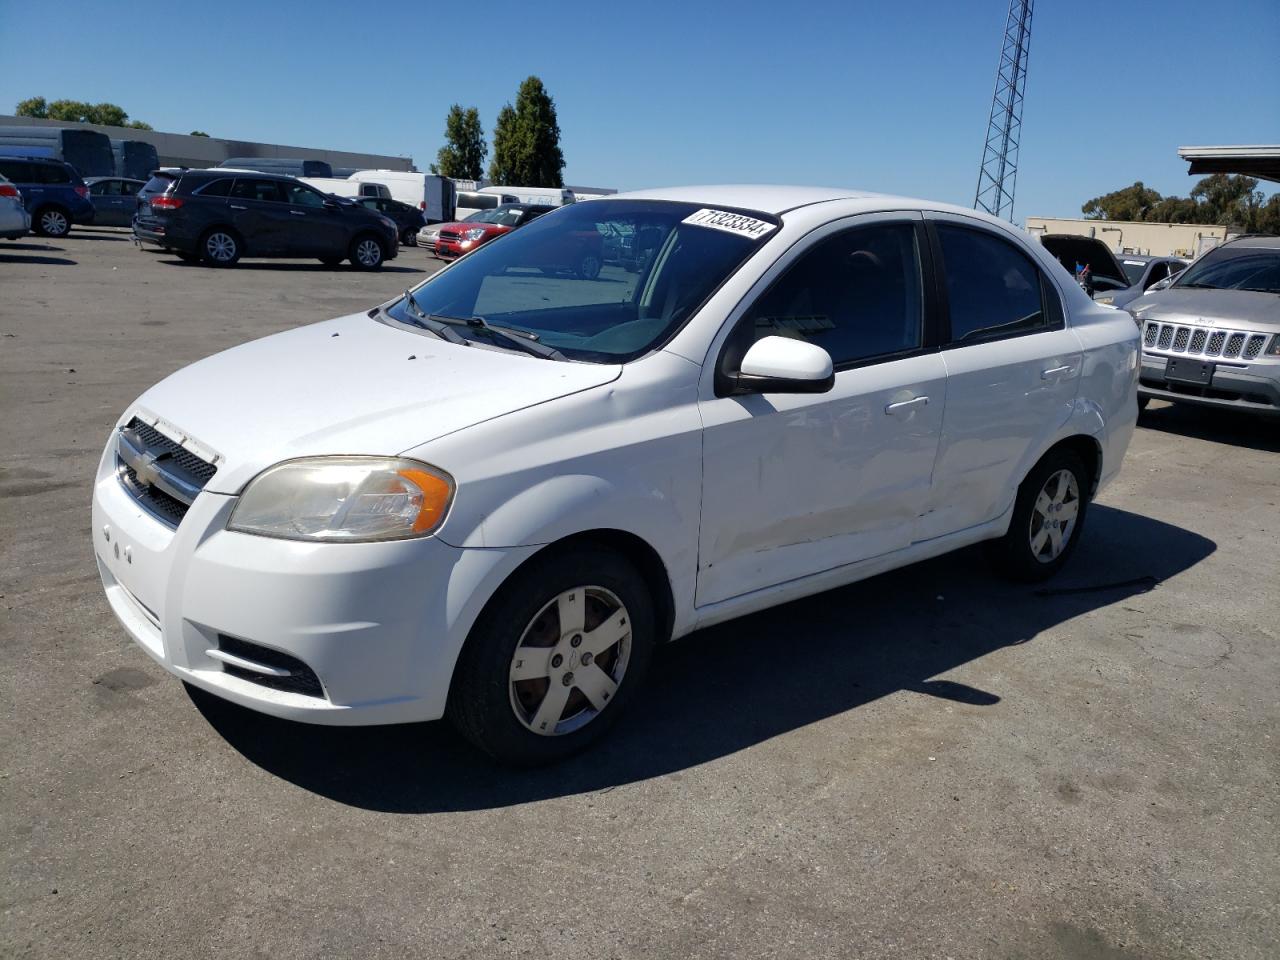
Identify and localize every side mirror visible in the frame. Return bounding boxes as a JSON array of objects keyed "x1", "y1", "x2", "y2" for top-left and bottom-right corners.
[
  {"x1": 732, "y1": 336, "x2": 834, "y2": 394},
  {"x1": 323, "y1": 198, "x2": 339, "y2": 210}
]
